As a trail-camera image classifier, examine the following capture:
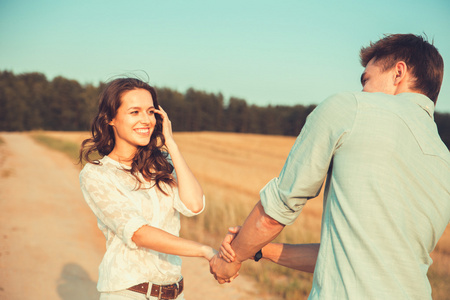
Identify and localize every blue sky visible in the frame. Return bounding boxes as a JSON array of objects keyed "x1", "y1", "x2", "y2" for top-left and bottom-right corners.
[{"x1": 1, "y1": 0, "x2": 450, "y2": 112}]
